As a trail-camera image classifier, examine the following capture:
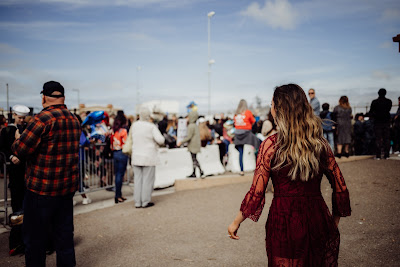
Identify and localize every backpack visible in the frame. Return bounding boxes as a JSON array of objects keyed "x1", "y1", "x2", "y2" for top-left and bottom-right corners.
[{"x1": 322, "y1": 112, "x2": 334, "y2": 132}]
